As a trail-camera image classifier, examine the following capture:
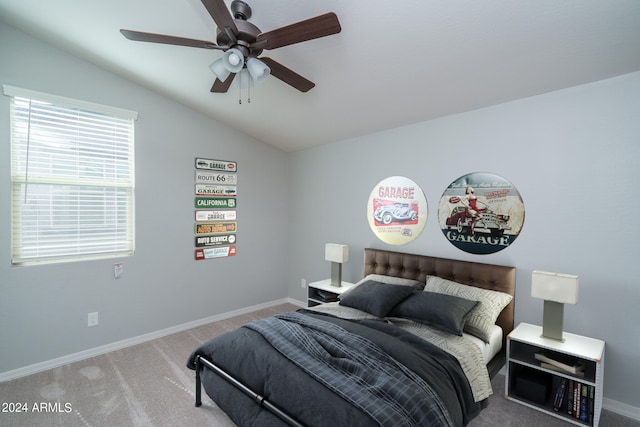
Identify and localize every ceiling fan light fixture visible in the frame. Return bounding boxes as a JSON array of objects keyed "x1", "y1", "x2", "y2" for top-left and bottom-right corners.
[
  {"x1": 222, "y1": 48, "x2": 245, "y2": 73},
  {"x1": 246, "y1": 58, "x2": 271, "y2": 84},
  {"x1": 209, "y1": 58, "x2": 231, "y2": 81}
]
